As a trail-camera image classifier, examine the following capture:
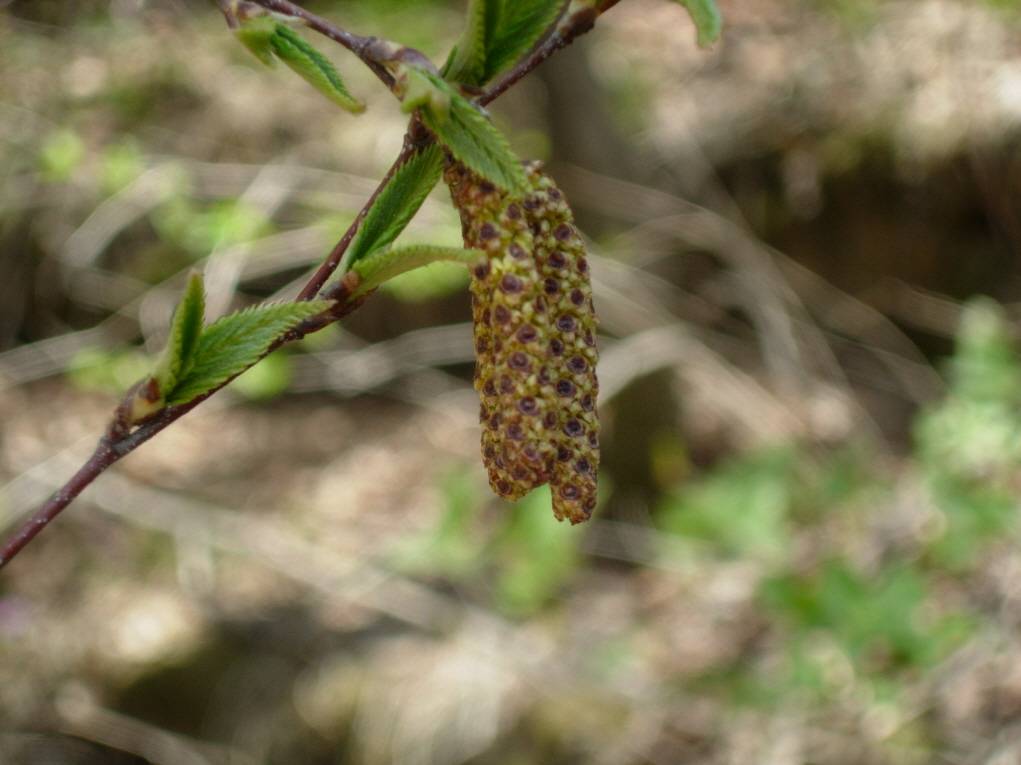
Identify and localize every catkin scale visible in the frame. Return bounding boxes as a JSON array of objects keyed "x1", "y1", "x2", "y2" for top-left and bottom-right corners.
[{"x1": 445, "y1": 161, "x2": 599, "y2": 523}]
